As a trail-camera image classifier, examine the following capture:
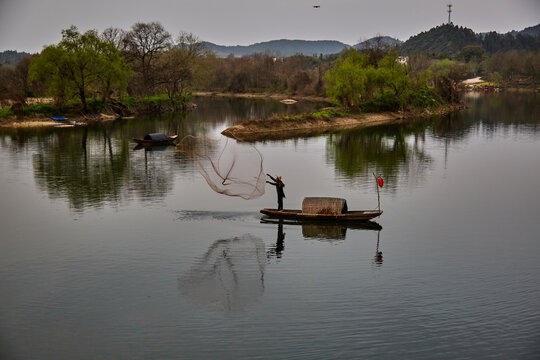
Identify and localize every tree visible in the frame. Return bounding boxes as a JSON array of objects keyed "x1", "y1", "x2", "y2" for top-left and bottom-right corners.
[
  {"x1": 324, "y1": 50, "x2": 370, "y2": 107},
  {"x1": 489, "y1": 72, "x2": 503, "y2": 87},
  {"x1": 523, "y1": 49, "x2": 540, "y2": 87},
  {"x1": 428, "y1": 59, "x2": 466, "y2": 103},
  {"x1": 122, "y1": 22, "x2": 172, "y2": 95},
  {"x1": 376, "y1": 51, "x2": 410, "y2": 106},
  {"x1": 458, "y1": 45, "x2": 485, "y2": 63},
  {"x1": 101, "y1": 27, "x2": 126, "y2": 50},
  {"x1": 29, "y1": 26, "x2": 129, "y2": 111},
  {"x1": 0, "y1": 56, "x2": 33, "y2": 105},
  {"x1": 154, "y1": 32, "x2": 206, "y2": 109}
]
